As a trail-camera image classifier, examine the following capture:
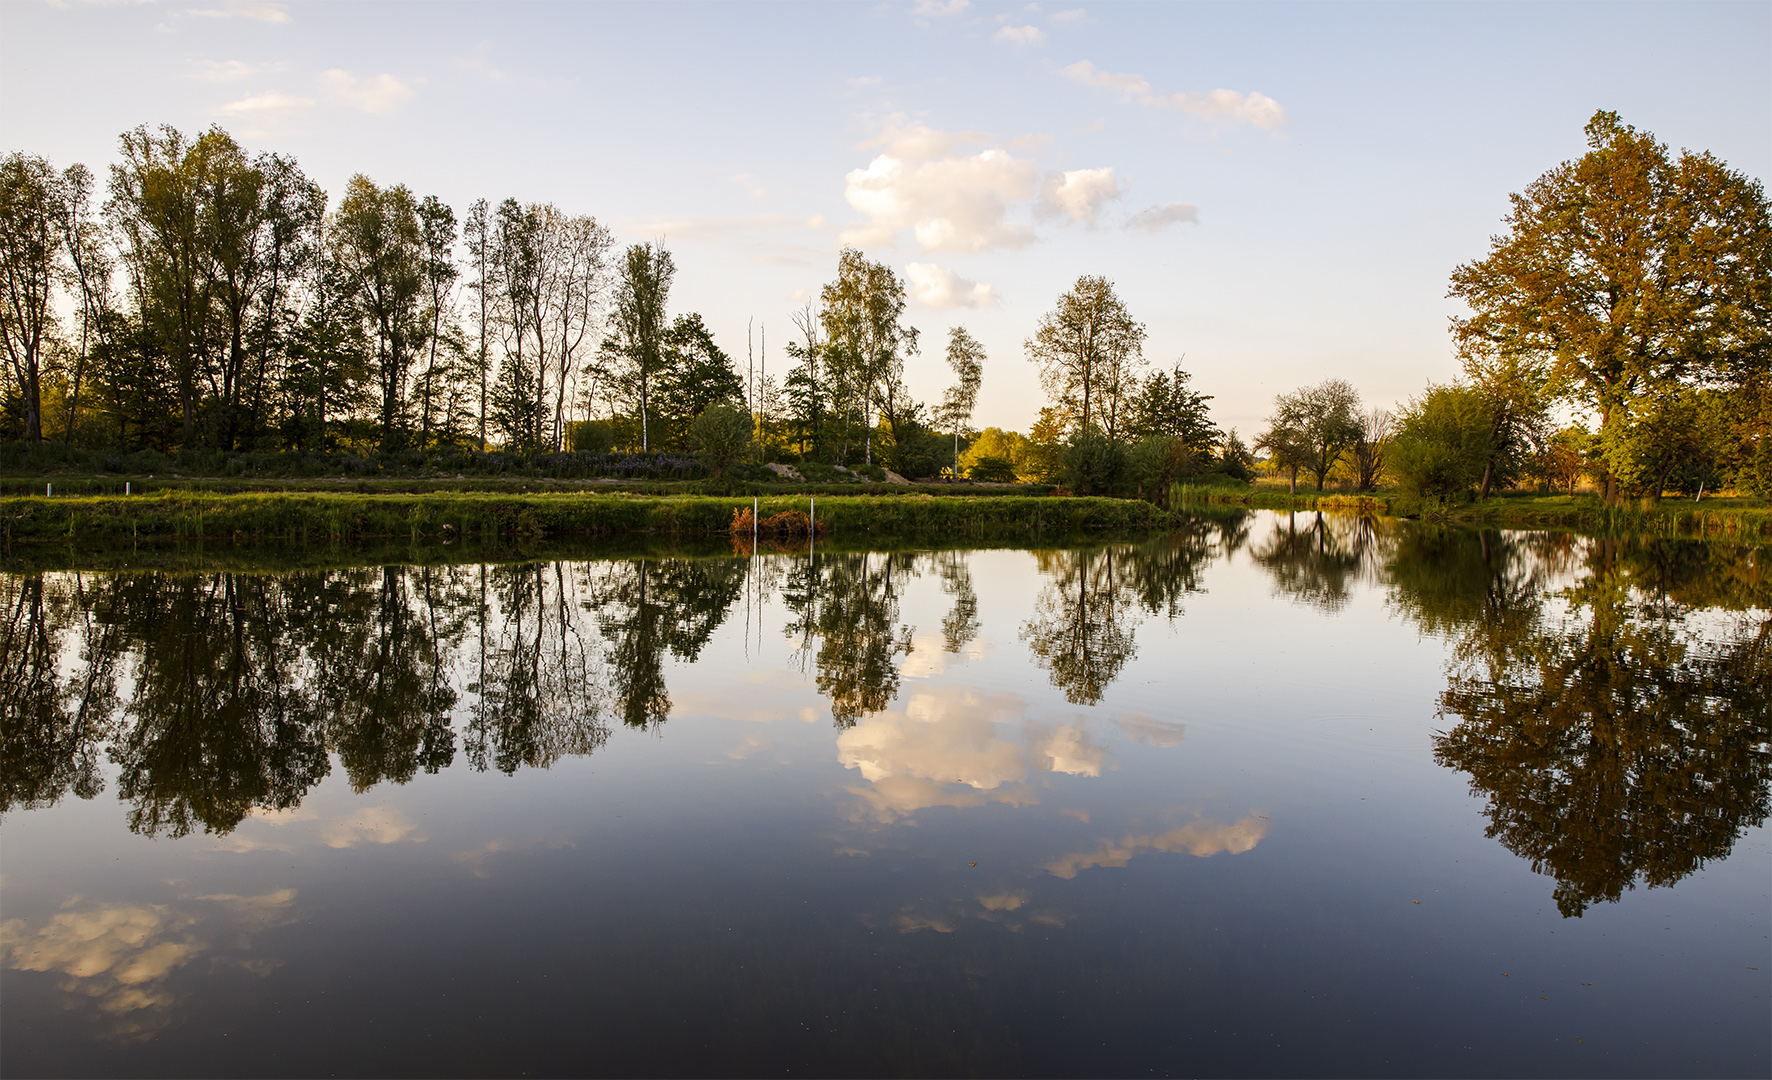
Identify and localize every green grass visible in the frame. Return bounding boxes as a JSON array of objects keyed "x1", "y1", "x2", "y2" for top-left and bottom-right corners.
[
  {"x1": 0, "y1": 490, "x2": 1174, "y2": 553},
  {"x1": 1176, "y1": 483, "x2": 1772, "y2": 537}
]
